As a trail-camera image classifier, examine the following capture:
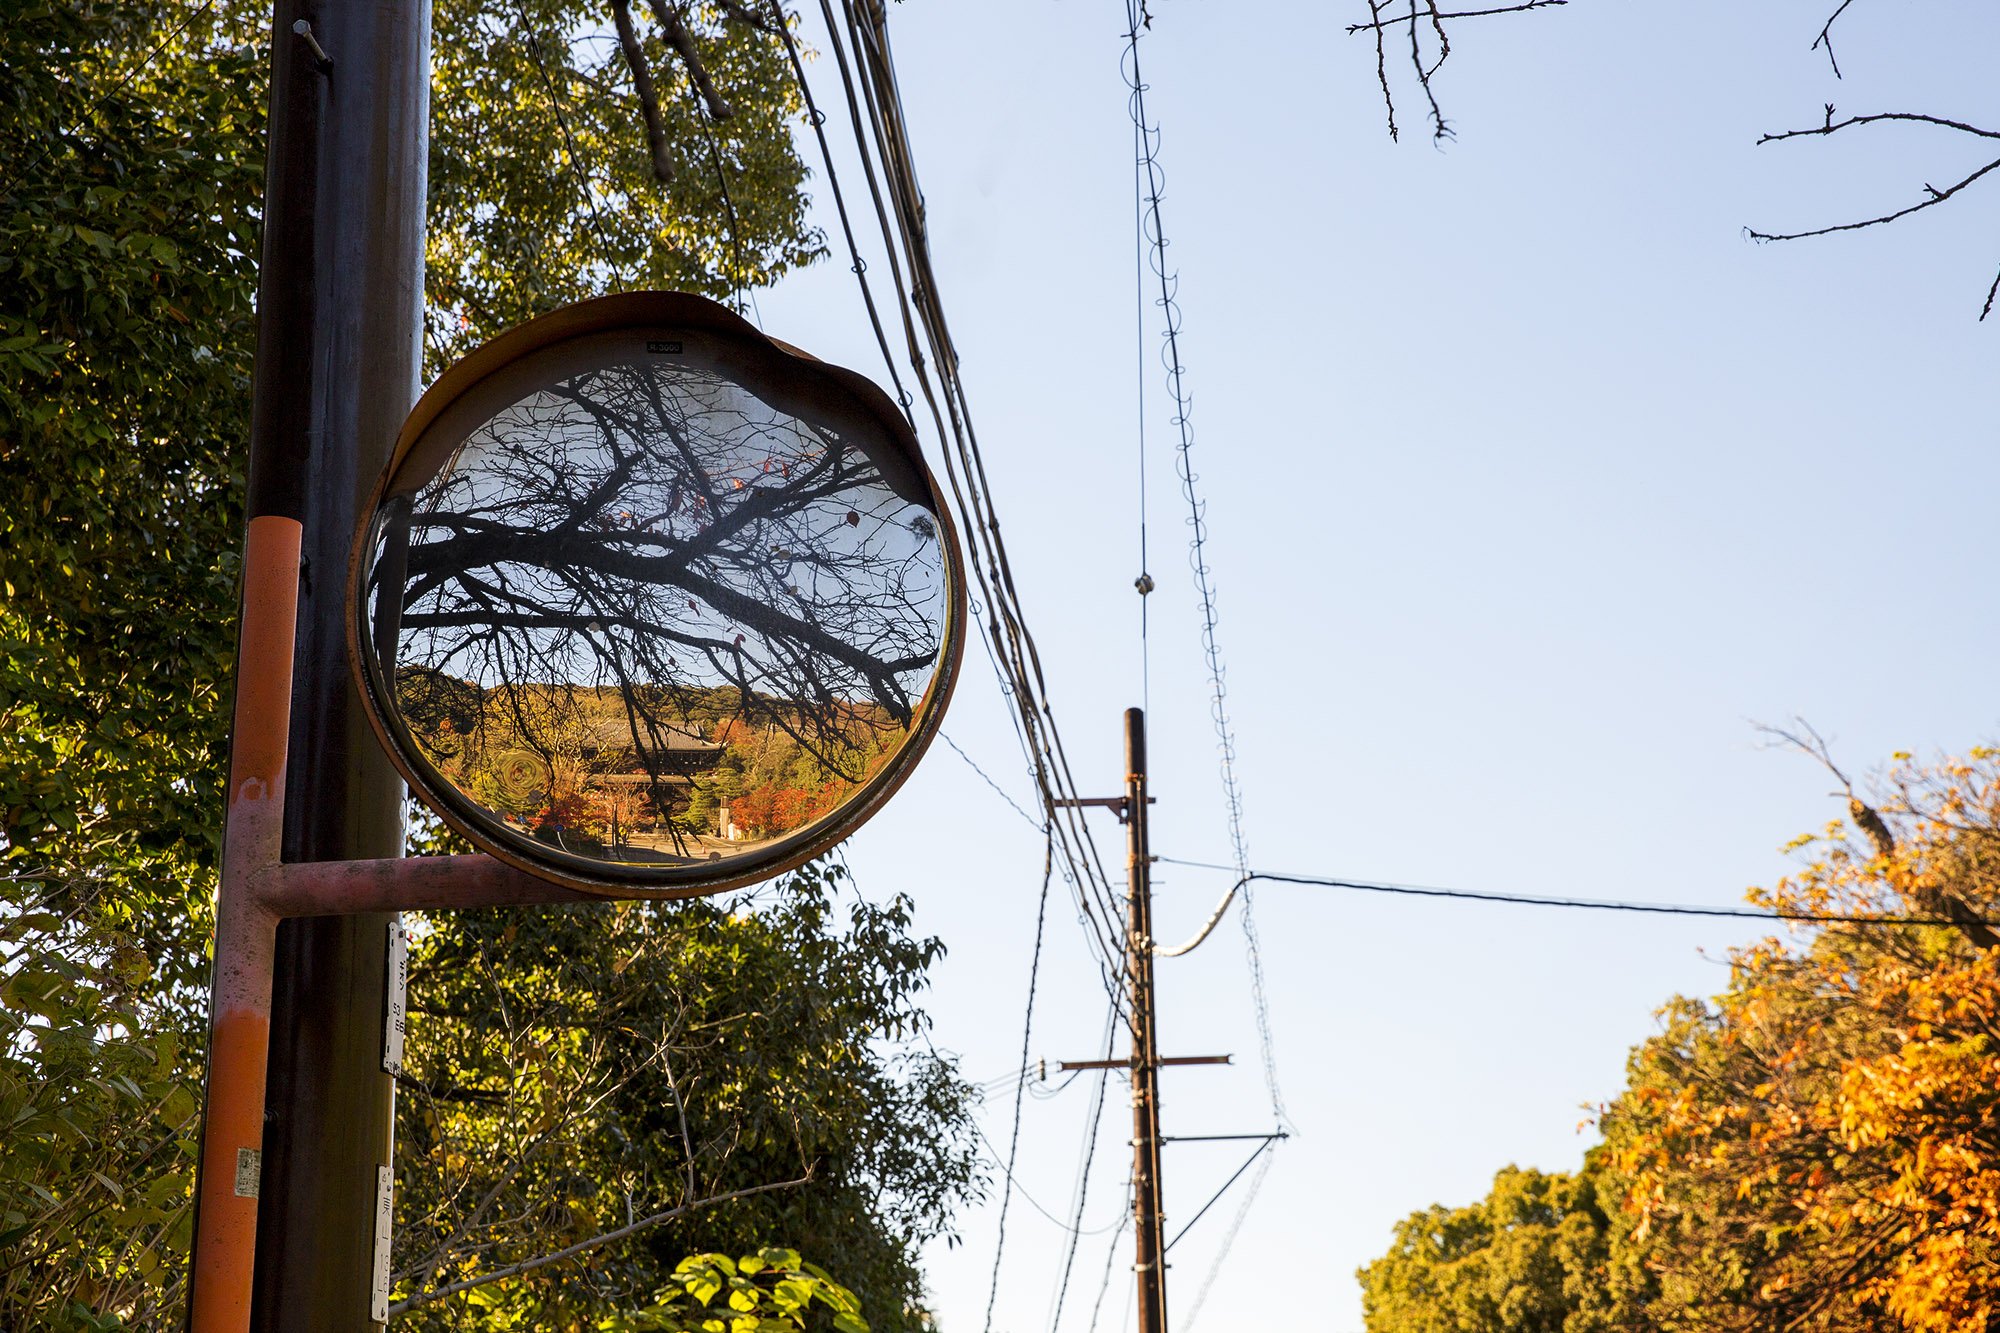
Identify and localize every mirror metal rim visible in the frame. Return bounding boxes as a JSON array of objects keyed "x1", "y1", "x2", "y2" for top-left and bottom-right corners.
[{"x1": 346, "y1": 290, "x2": 967, "y2": 899}]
